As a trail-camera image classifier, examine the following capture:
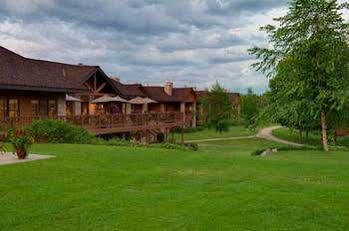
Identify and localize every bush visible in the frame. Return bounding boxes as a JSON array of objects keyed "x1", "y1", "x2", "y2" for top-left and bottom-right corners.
[
  {"x1": 8, "y1": 134, "x2": 34, "y2": 159},
  {"x1": 27, "y1": 120, "x2": 94, "y2": 144},
  {"x1": 26, "y1": 120, "x2": 199, "y2": 151},
  {"x1": 215, "y1": 119, "x2": 231, "y2": 133},
  {"x1": 173, "y1": 126, "x2": 206, "y2": 134},
  {"x1": 184, "y1": 143, "x2": 199, "y2": 151},
  {"x1": 251, "y1": 145, "x2": 321, "y2": 156},
  {"x1": 152, "y1": 142, "x2": 199, "y2": 151},
  {"x1": 89, "y1": 137, "x2": 199, "y2": 151}
]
